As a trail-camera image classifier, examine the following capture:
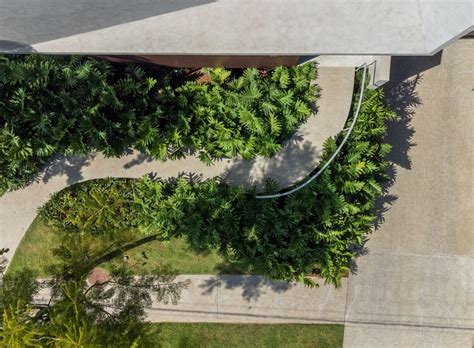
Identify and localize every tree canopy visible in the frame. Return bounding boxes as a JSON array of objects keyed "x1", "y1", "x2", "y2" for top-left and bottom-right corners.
[{"x1": 0, "y1": 233, "x2": 190, "y2": 347}]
